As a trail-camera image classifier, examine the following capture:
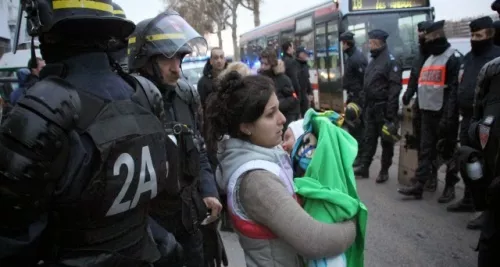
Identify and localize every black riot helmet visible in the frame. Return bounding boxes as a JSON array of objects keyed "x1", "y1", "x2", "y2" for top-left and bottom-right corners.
[
  {"x1": 127, "y1": 10, "x2": 208, "y2": 72},
  {"x1": 112, "y1": 2, "x2": 126, "y2": 19},
  {"x1": 16, "y1": 0, "x2": 135, "y2": 42}
]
